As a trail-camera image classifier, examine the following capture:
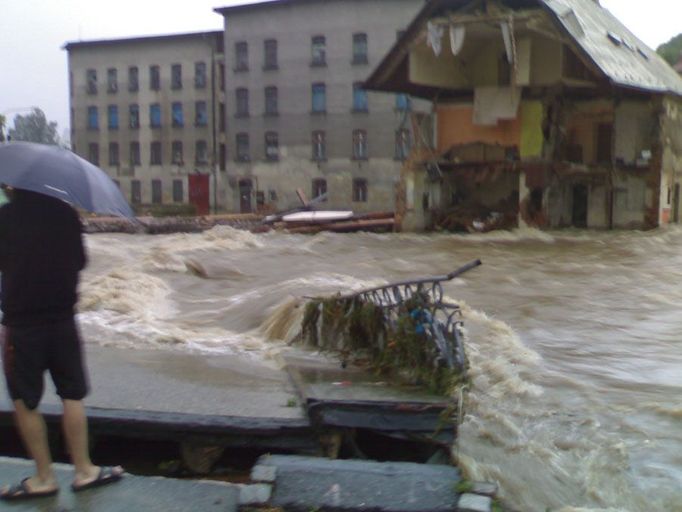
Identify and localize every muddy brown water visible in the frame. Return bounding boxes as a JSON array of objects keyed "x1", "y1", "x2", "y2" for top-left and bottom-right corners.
[{"x1": 78, "y1": 226, "x2": 682, "y2": 512}]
